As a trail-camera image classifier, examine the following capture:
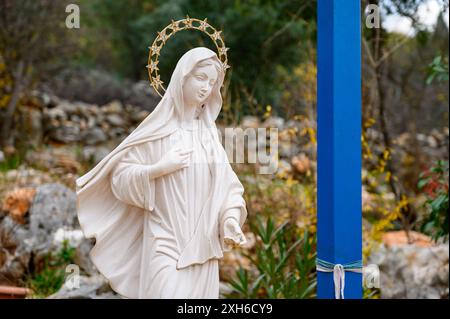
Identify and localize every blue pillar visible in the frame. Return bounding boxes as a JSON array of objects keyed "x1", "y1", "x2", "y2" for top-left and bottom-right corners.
[{"x1": 317, "y1": 0, "x2": 362, "y2": 299}]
